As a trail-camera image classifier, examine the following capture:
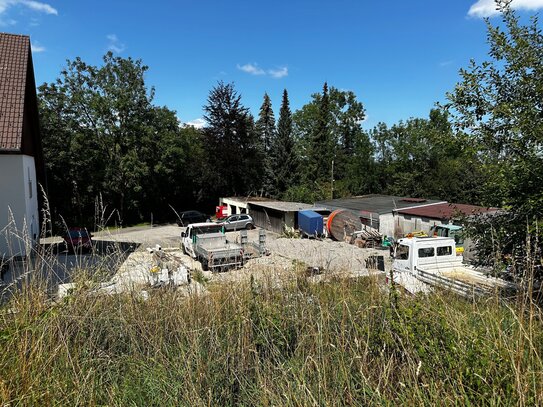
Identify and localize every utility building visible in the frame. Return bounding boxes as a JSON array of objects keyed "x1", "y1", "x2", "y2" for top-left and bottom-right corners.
[
  {"x1": 0, "y1": 33, "x2": 45, "y2": 258},
  {"x1": 317, "y1": 195, "x2": 445, "y2": 238}
]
